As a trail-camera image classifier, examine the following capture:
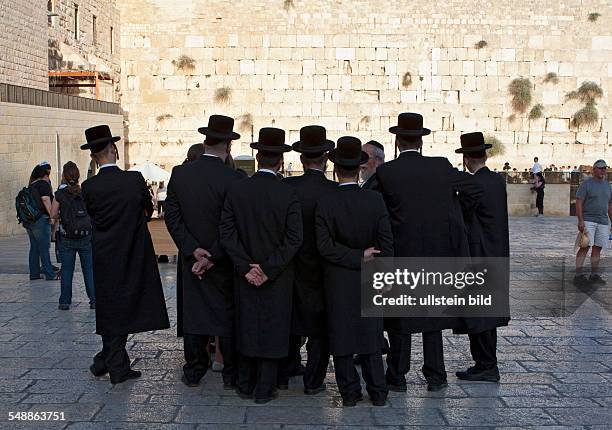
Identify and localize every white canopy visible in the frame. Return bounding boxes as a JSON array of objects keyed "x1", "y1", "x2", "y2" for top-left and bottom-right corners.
[{"x1": 129, "y1": 161, "x2": 171, "y2": 183}]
